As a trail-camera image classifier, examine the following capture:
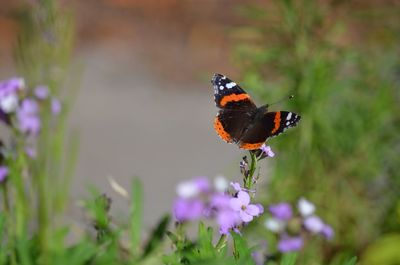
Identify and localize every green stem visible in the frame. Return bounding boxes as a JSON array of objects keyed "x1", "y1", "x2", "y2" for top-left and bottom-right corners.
[
  {"x1": 2, "y1": 185, "x2": 17, "y2": 265},
  {"x1": 245, "y1": 151, "x2": 257, "y2": 190},
  {"x1": 215, "y1": 234, "x2": 227, "y2": 252},
  {"x1": 38, "y1": 171, "x2": 49, "y2": 264}
]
